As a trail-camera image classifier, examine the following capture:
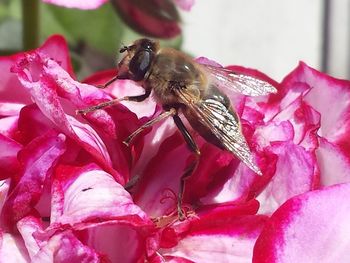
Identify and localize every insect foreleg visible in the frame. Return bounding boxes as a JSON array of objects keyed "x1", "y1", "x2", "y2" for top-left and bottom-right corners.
[
  {"x1": 123, "y1": 108, "x2": 177, "y2": 146},
  {"x1": 76, "y1": 88, "x2": 152, "y2": 115},
  {"x1": 96, "y1": 76, "x2": 118, "y2": 89}
]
